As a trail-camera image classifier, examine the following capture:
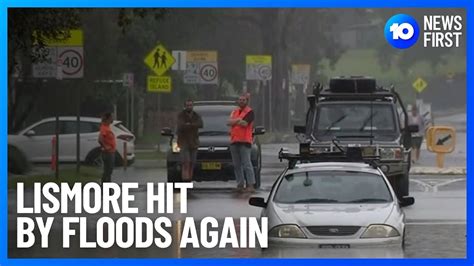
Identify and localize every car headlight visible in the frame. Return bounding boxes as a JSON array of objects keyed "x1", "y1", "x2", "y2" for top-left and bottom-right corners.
[
  {"x1": 379, "y1": 148, "x2": 402, "y2": 160},
  {"x1": 269, "y1": 225, "x2": 306, "y2": 238},
  {"x1": 360, "y1": 225, "x2": 400, "y2": 238},
  {"x1": 172, "y1": 141, "x2": 181, "y2": 153}
]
